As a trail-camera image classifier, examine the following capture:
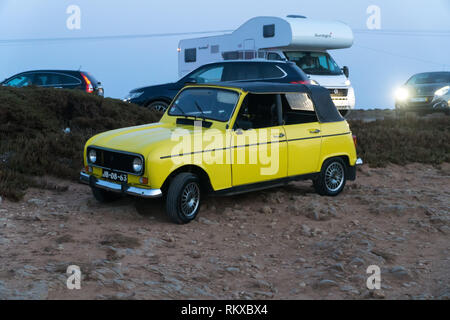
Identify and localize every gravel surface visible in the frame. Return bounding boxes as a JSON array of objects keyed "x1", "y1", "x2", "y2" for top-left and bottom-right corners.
[{"x1": 0, "y1": 163, "x2": 449, "y2": 300}]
